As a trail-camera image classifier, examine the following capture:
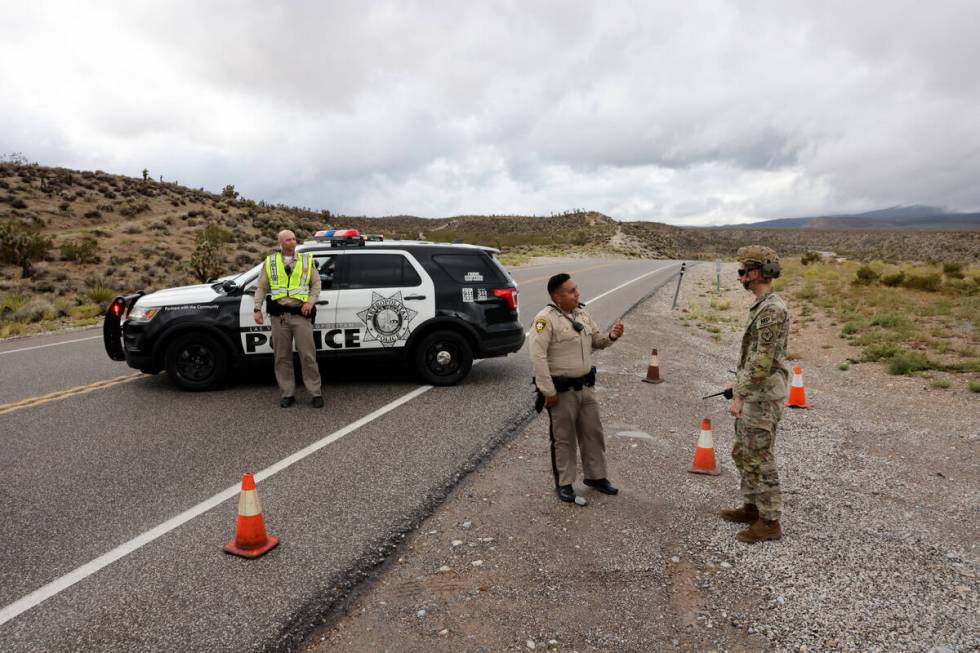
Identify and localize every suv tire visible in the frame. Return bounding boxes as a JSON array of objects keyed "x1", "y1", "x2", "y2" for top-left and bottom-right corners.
[
  {"x1": 414, "y1": 330, "x2": 473, "y2": 386},
  {"x1": 164, "y1": 332, "x2": 229, "y2": 391}
]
